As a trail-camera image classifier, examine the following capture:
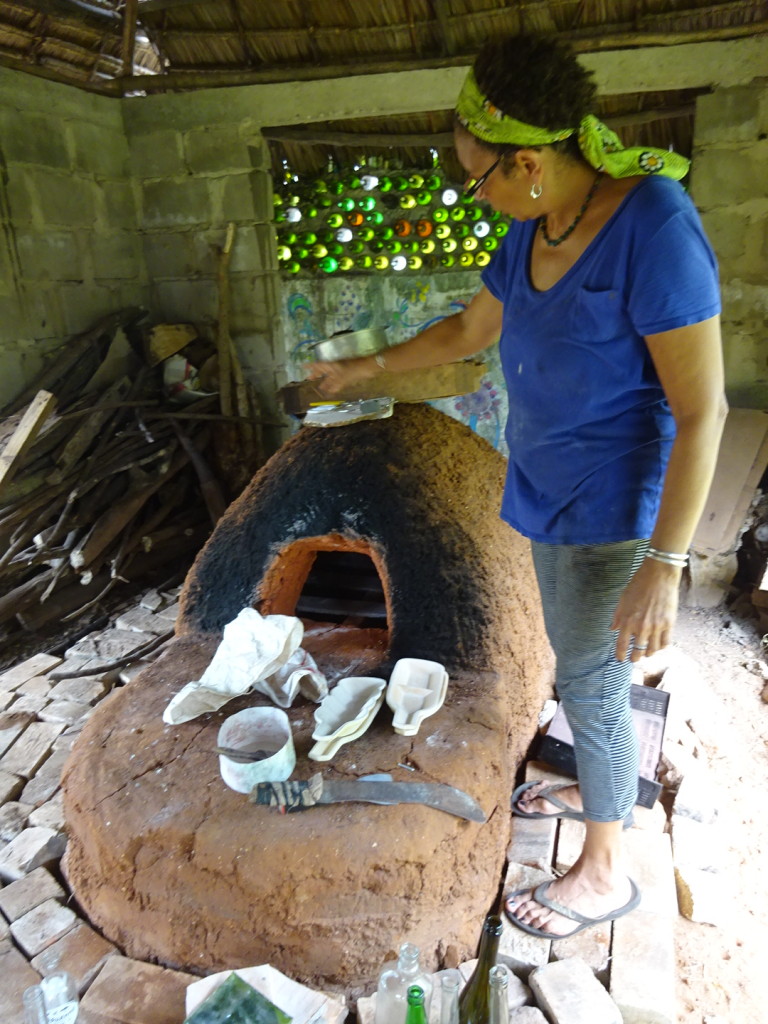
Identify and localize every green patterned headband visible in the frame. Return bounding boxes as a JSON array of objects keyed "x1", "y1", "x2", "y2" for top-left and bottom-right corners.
[{"x1": 456, "y1": 68, "x2": 690, "y2": 181}]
